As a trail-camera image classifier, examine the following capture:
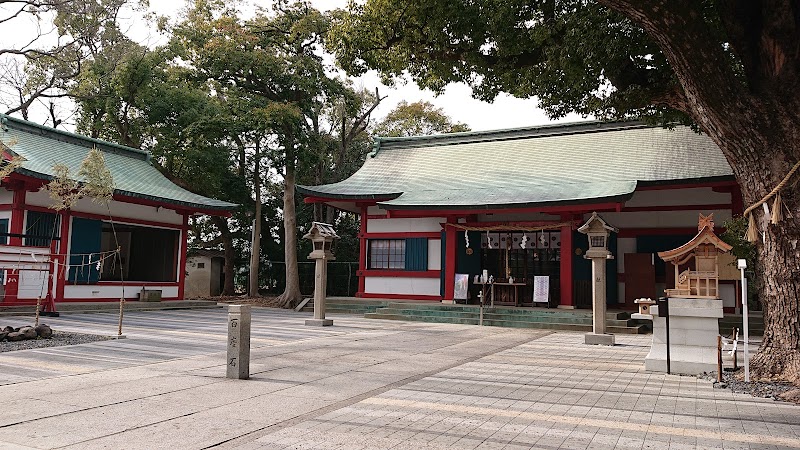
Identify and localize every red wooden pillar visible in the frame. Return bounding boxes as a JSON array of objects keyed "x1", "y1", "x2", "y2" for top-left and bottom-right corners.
[
  {"x1": 177, "y1": 213, "x2": 189, "y2": 300},
  {"x1": 444, "y1": 217, "x2": 457, "y2": 300},
  {"x1": 356, "y1": 206, "x2": 367, "y2": 297},
  {"x1": 559, "y1": 216, "x2": 574, "y2": 308},
  {"x1": 54, "y1": 211, "x2": 71, "y2": 302},
  {"x1": 5, "y1": 187, "x2": 26, "y2": 303}
]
